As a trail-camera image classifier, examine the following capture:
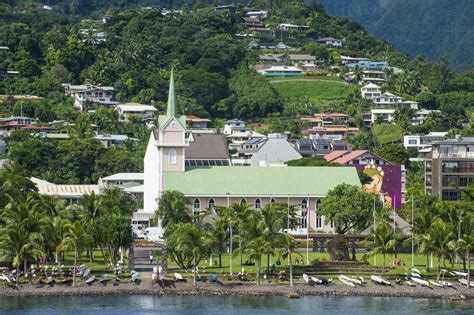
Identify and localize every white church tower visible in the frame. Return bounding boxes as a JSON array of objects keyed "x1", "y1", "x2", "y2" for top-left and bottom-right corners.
[{"x1": 143, "y1": 70, "x2": 188, "y2": 218}]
